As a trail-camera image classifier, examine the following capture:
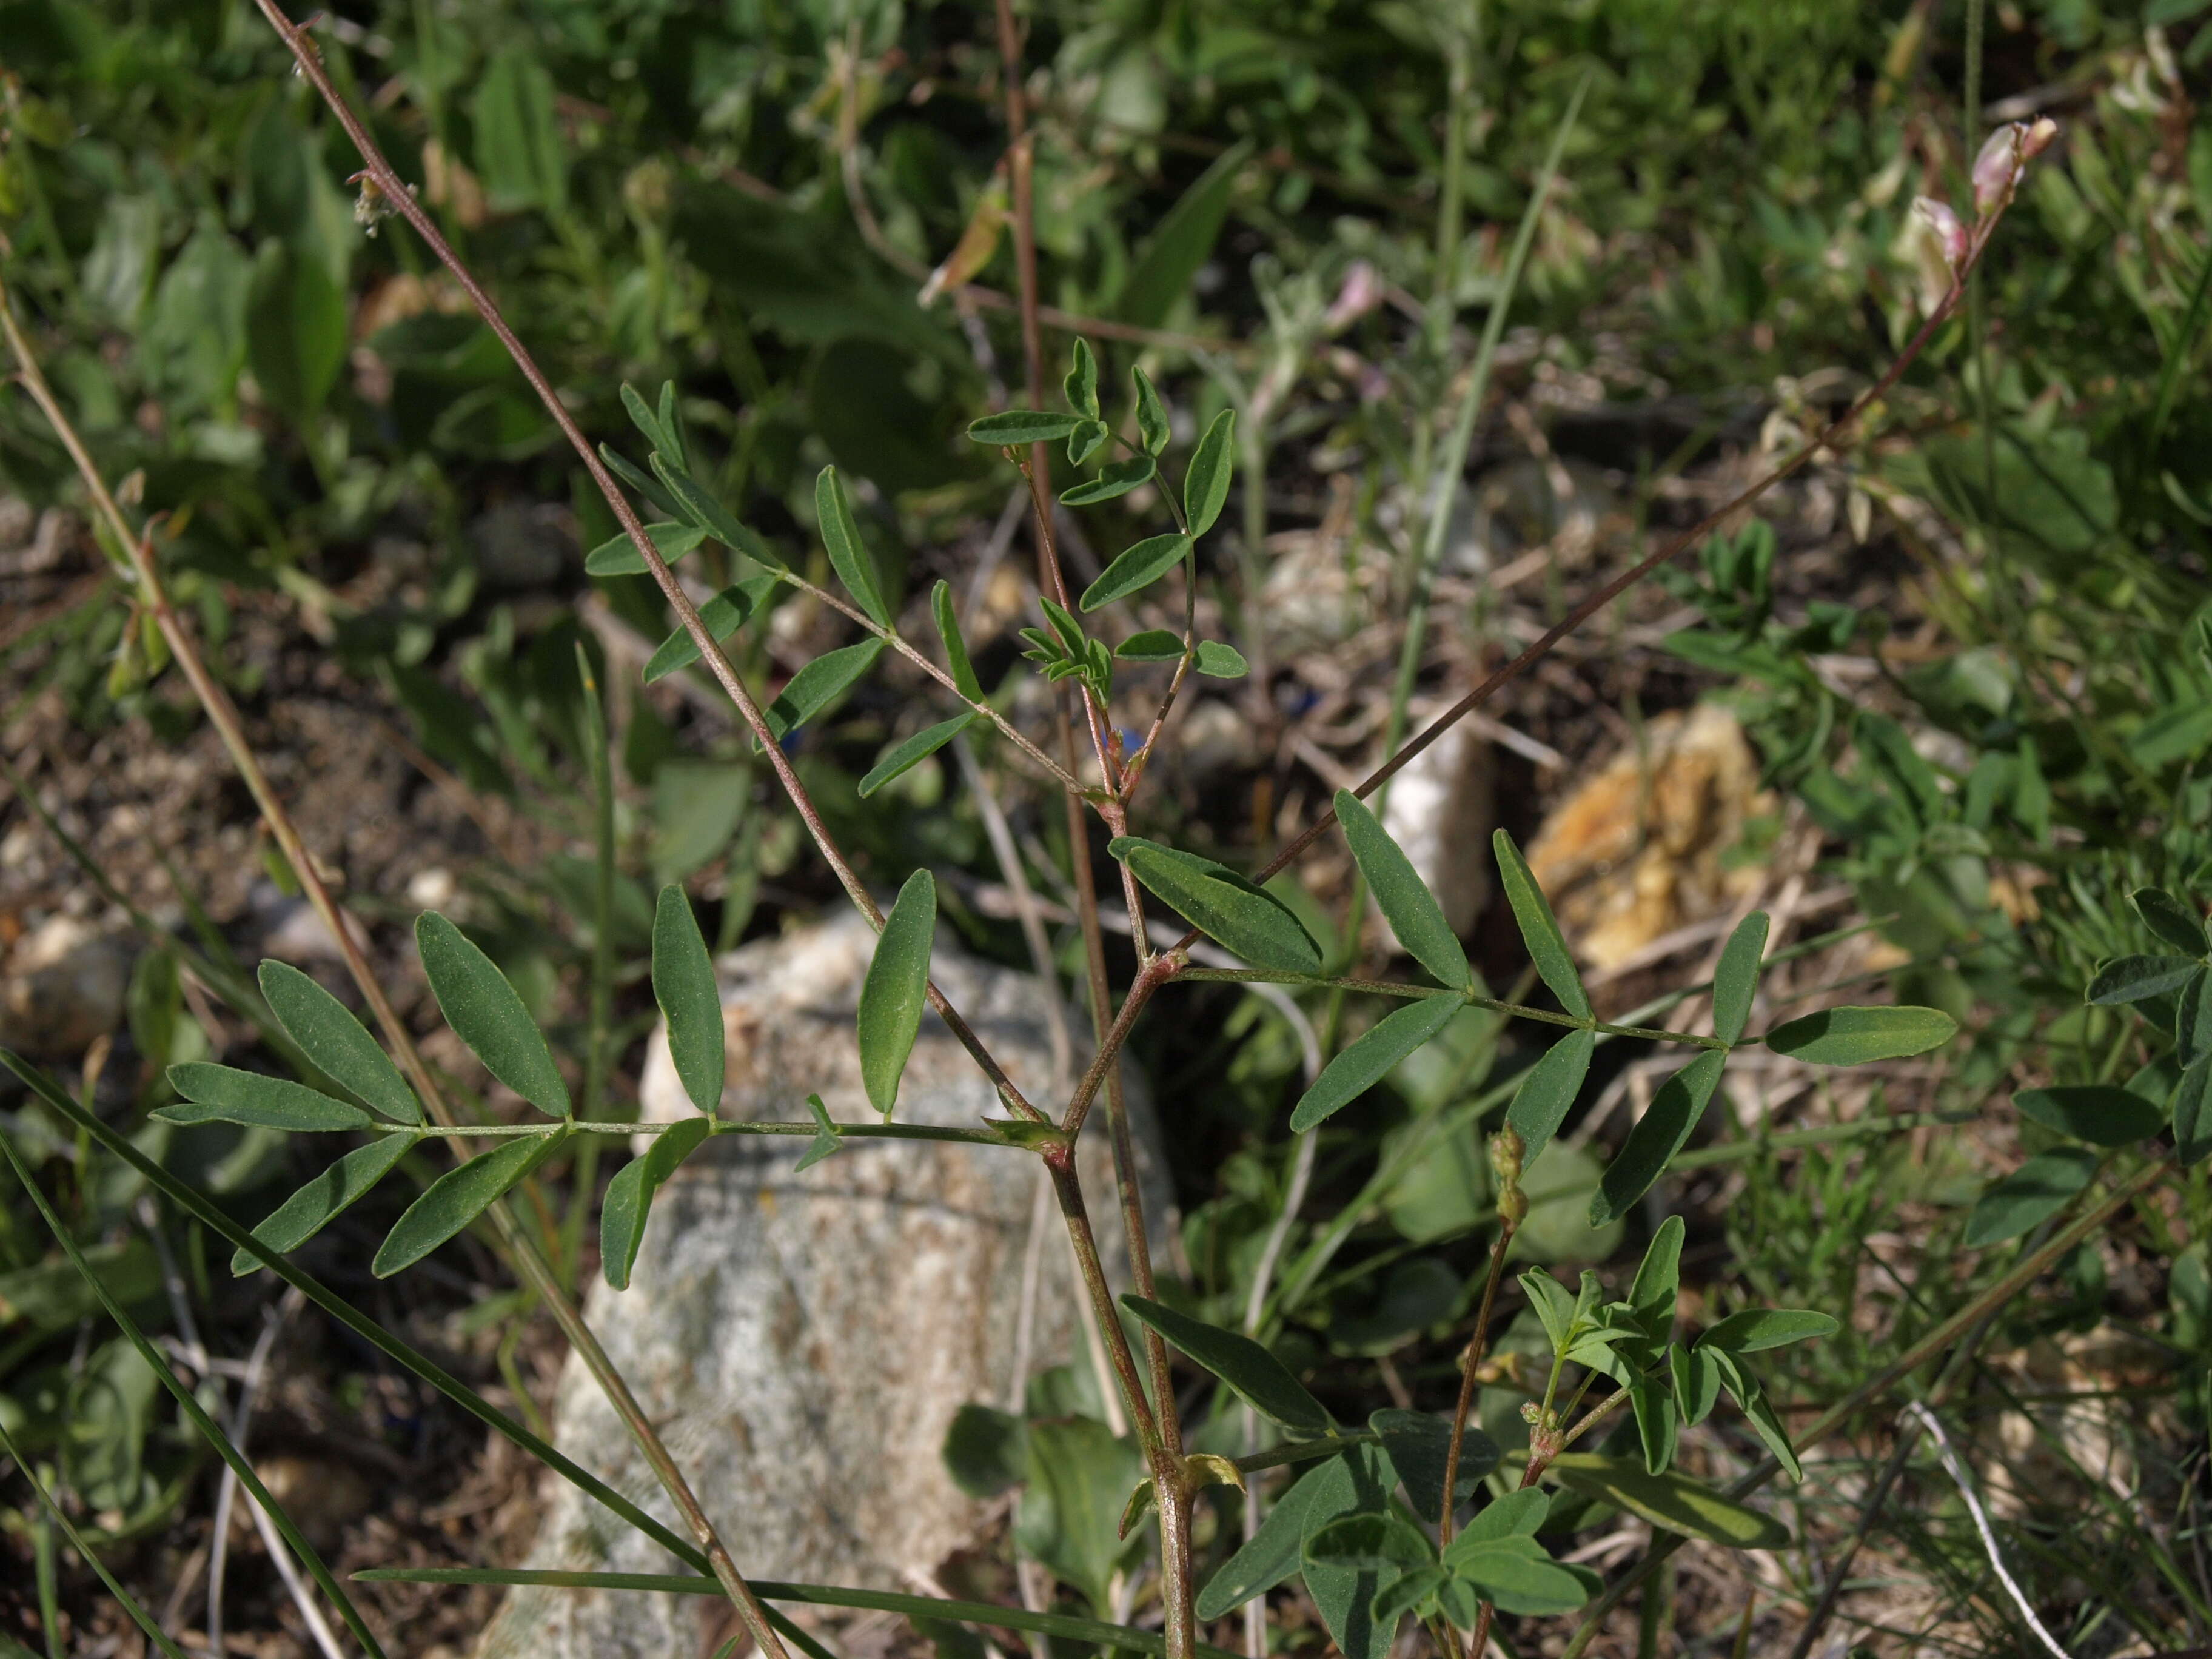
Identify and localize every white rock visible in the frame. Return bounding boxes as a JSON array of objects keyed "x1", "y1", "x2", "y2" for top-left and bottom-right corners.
[
  {"x1": 1379, "y1": 712, "x2": 1495, "y2": 941},
  {"x1": 477, "y1": 910, "x2": 1168, "y2": 1659}
]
